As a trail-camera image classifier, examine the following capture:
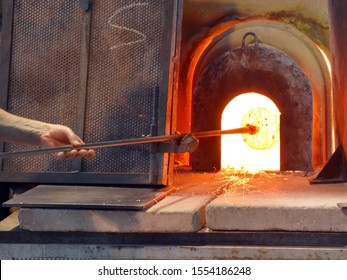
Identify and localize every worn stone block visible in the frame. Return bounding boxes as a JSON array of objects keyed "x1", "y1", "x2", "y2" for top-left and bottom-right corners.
[
  {"x1": 18, "y1": 195, "x2": 213, "y2": 232},
  {"x1": 206, "y1": 179, "x2": 347, "y2": 232}
]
